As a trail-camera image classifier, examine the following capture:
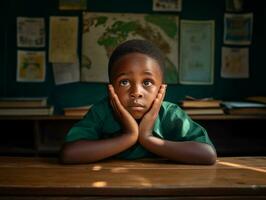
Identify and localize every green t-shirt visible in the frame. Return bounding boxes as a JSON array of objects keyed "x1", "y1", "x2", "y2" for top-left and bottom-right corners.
[{"x1": 65, "y1": 97, "x2": 214, "y2": 159}]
